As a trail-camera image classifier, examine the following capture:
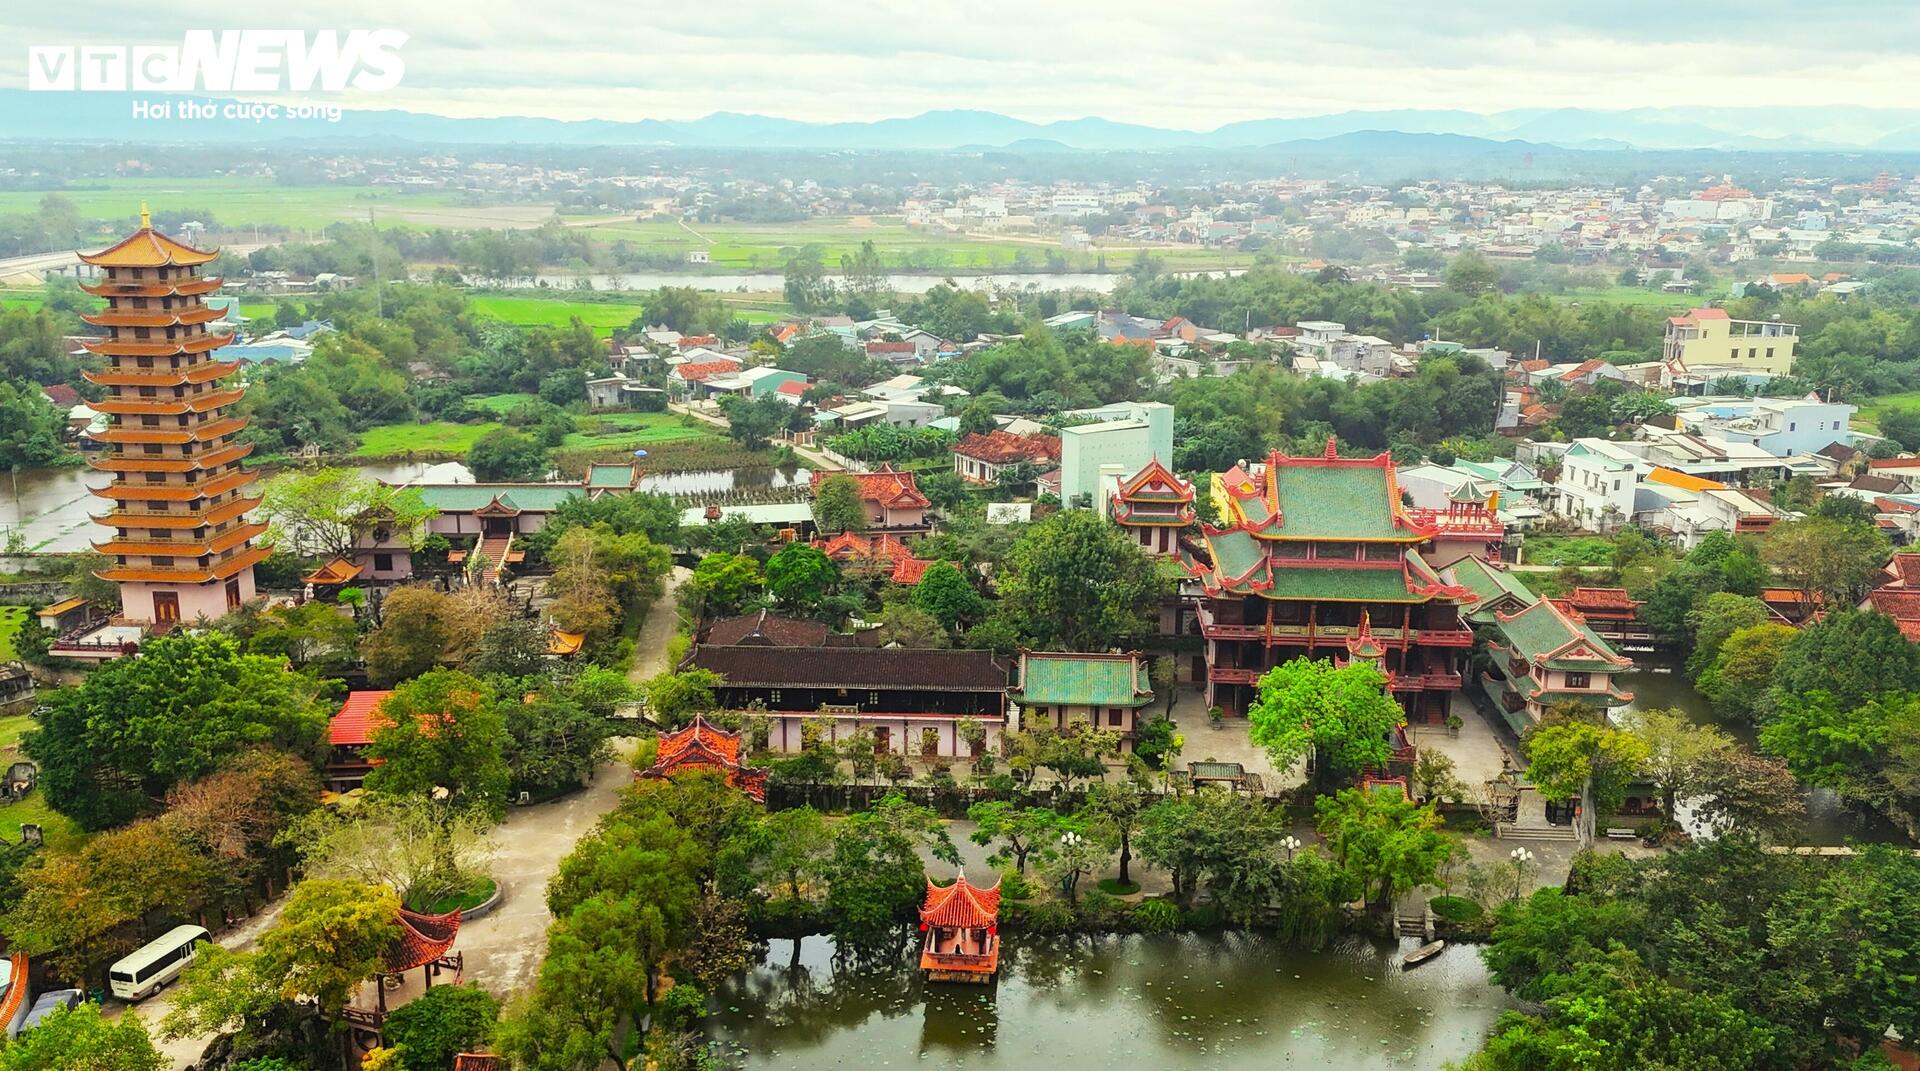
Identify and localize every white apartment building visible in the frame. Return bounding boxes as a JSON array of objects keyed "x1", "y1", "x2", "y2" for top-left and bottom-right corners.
[{"x1": 1555, "y1": 439, "x2": 1642, "y2": 530}]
